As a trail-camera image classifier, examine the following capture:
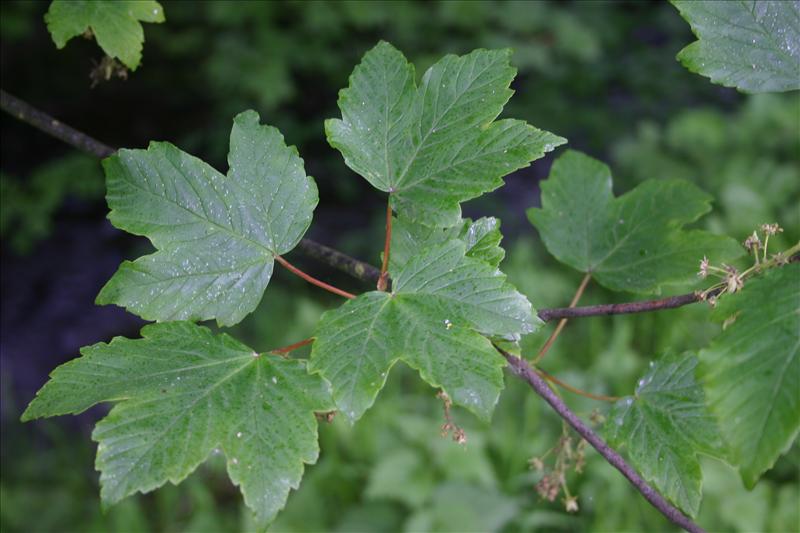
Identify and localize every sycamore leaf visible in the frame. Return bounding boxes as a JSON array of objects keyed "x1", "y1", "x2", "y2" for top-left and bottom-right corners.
[
  {"x1": 310, "y1": 240, "x2": 536, "y2": 423},
  {"x1": 606, "y1": 353, "x2": 725, "y2": 517},
  {"x1": 699, "y1": 263, "x2": 800, "y2": 488},
  {"x1": 527, "y1": 150, "x2": 743, "y2": 293},
  {"x1": 45, "y1": 0, "x2": 165, "y2": 70},
  {"x1": 326, "y1": 41, "x2": 566, "y2": 227},
  {"x1": 22, "y1": 322, "x2": 333, "y2": 524},
  {"x1": 96, "y1": 110, "x2": 317, "y2": 327},
  {"x1": 672, "y1": 0, "x2": 800, "y2": 93},
  {"x1": 390, "y1": 215, "x2": 505, "y2": 272}
]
